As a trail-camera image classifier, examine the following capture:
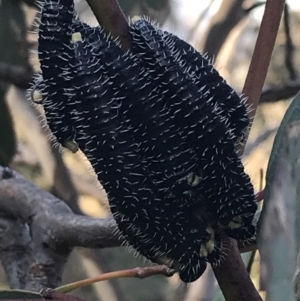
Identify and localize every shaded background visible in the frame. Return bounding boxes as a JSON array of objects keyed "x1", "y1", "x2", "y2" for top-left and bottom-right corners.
[{"x1": 0, "y1": 0, "x2": 299, "y2": 300}]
